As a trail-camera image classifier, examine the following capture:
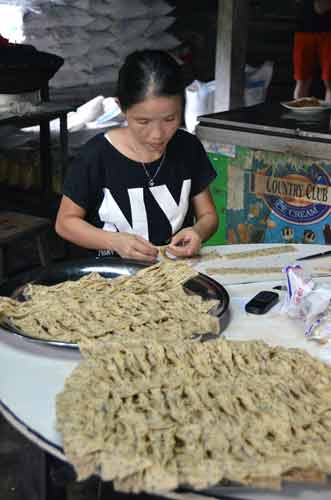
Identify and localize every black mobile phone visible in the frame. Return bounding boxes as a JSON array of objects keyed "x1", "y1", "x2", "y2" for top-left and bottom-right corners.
[{"x1": 245, "y1": 290, "x2": 279, "y2": 315}]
